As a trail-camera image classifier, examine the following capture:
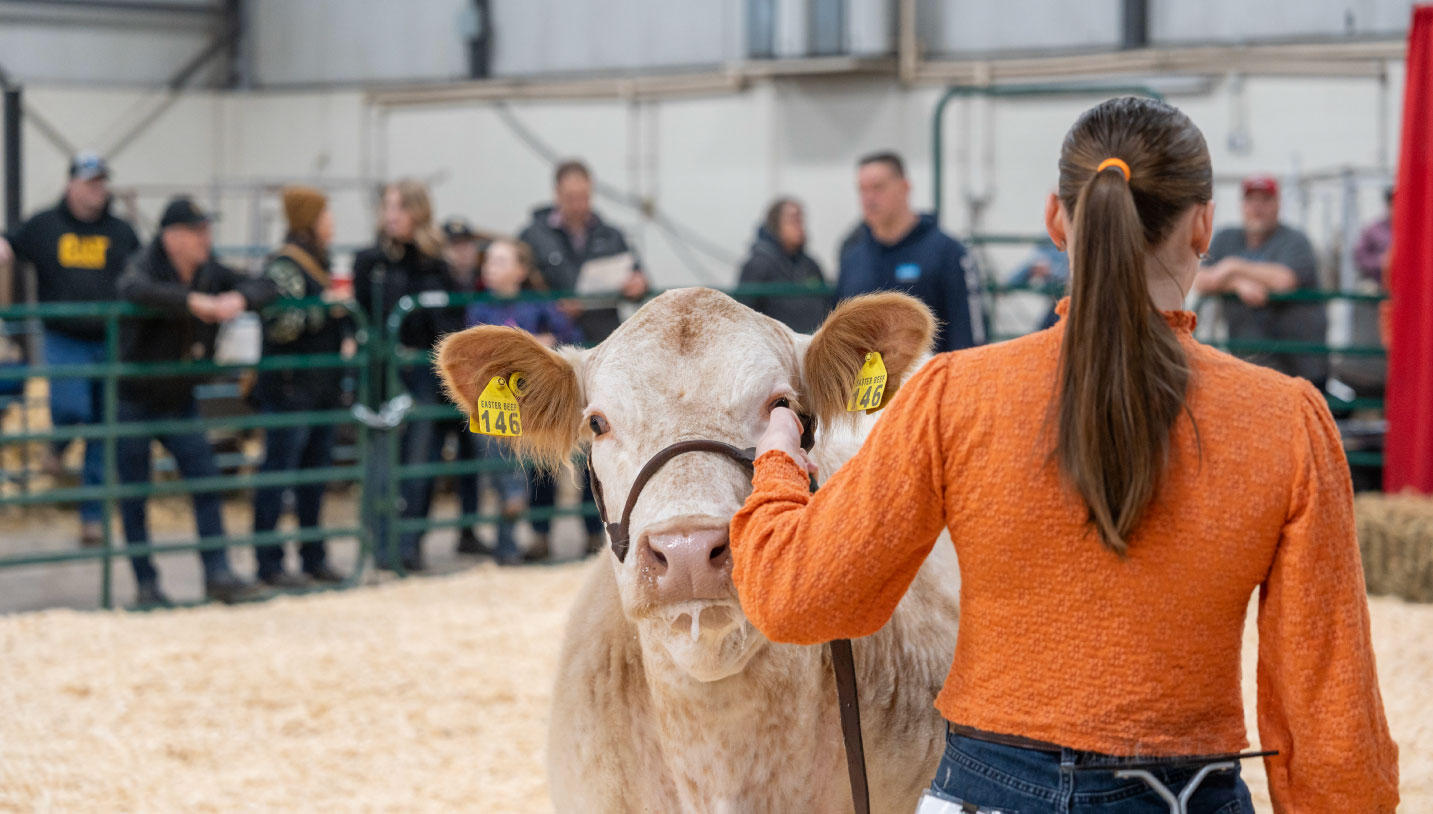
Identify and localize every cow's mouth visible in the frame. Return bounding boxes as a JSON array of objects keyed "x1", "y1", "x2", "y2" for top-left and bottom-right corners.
[
  {"x1": 666, "y1": 603, "x2": 736, "y2": 642},
  {"x1": 644, "y1": 599, "x2": 760, "y2": 682}
]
